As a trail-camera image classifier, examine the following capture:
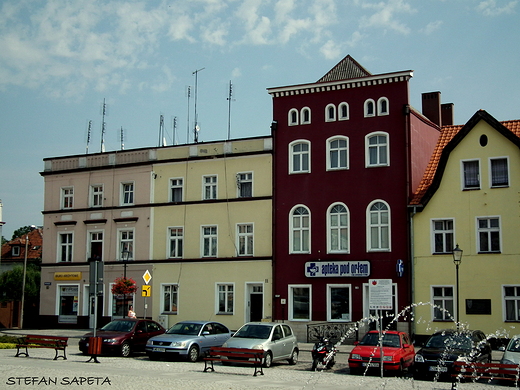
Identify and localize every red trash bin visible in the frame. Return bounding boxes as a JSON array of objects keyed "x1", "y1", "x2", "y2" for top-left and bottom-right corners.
[{"x1": 88, "y1": 336, "x2": 102, "y2": 356}]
